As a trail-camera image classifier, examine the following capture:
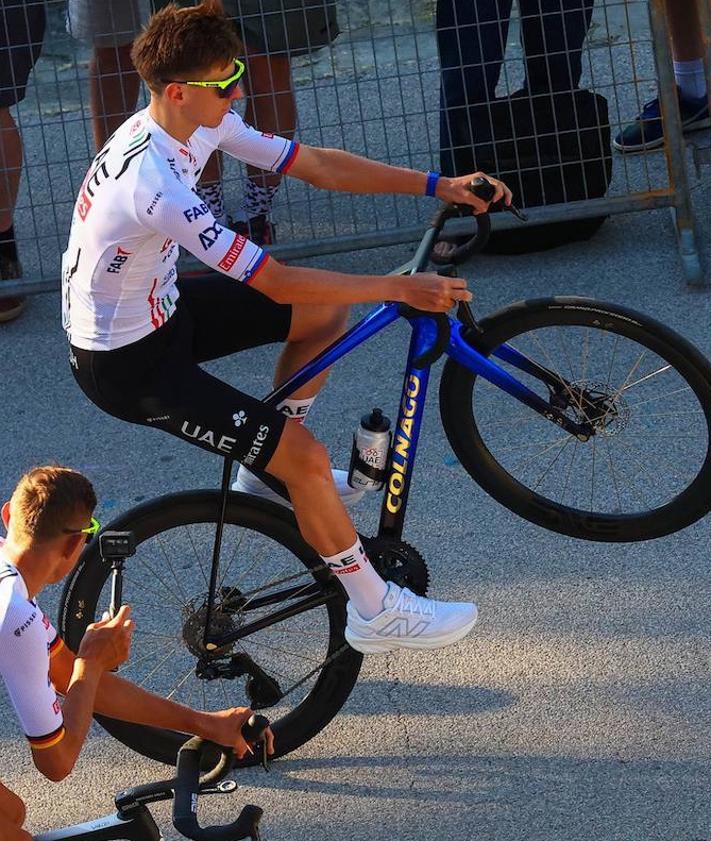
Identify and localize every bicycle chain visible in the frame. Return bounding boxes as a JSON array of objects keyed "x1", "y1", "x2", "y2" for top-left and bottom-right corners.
[{"x1": 201, "y1": 536, "x2": 429, "y2": 704}]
